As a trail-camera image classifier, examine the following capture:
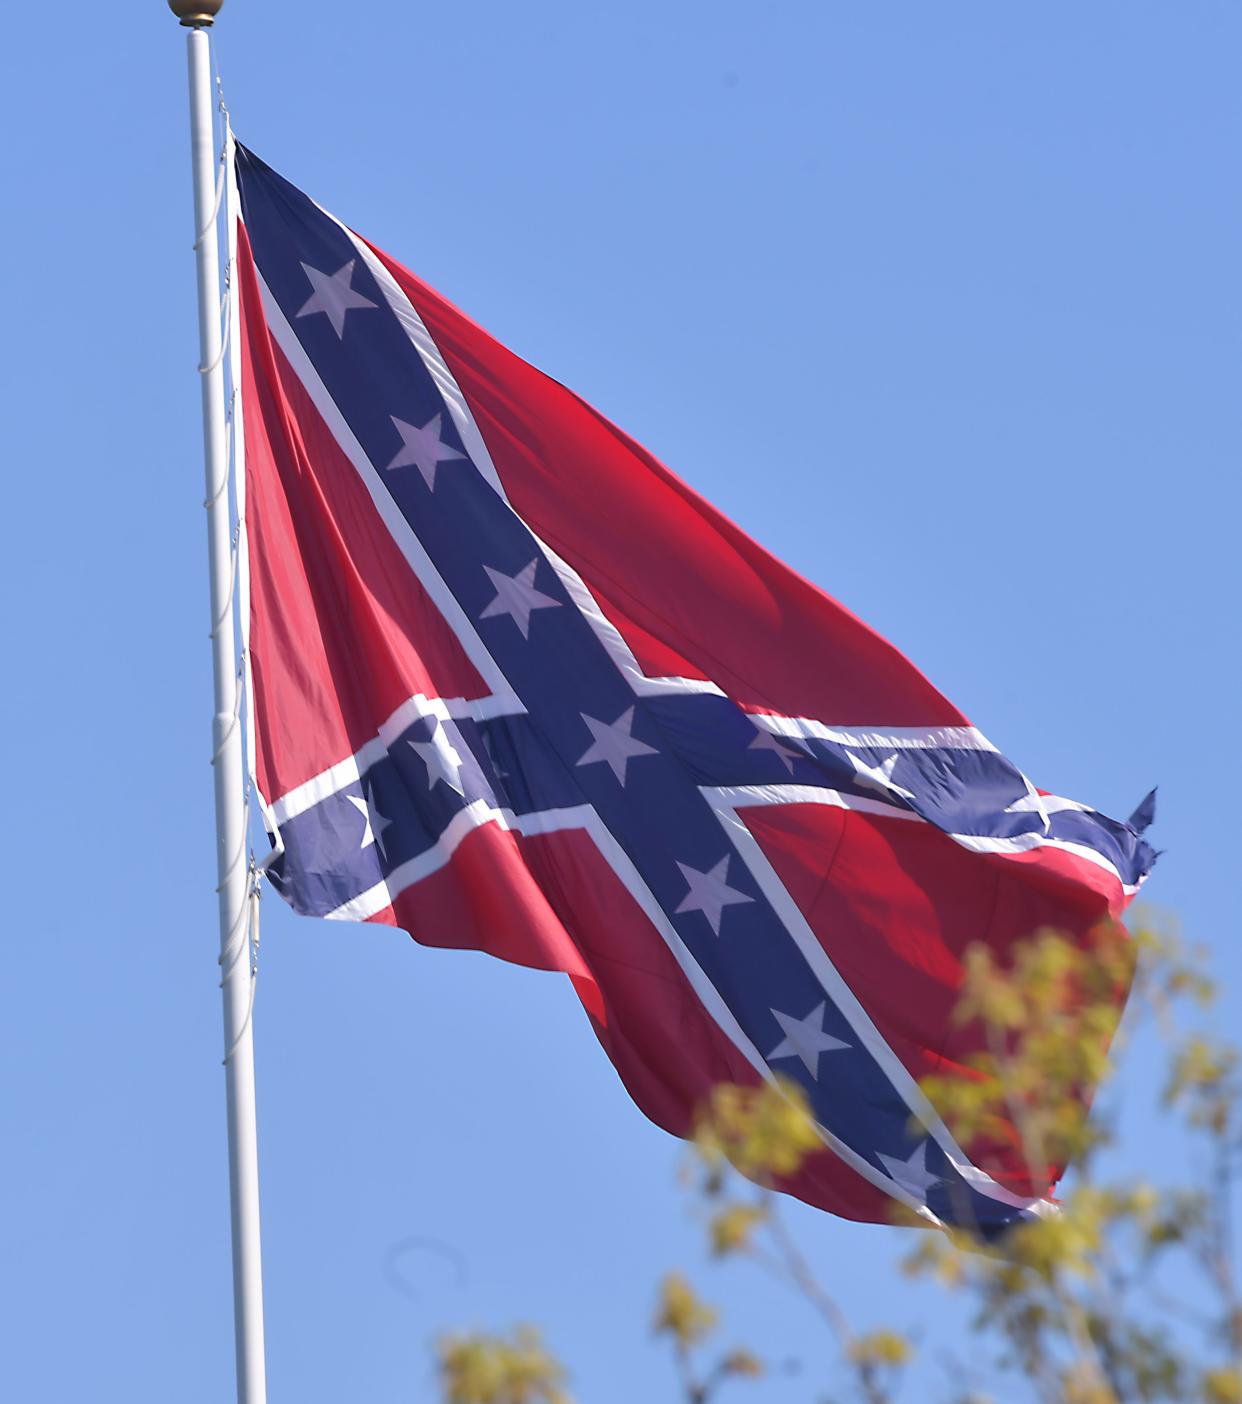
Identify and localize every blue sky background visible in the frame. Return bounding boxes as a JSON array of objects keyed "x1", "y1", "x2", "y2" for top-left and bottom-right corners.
[{"x1": 2, "y1": 2, "x2": 1238, "y2": 1399}]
